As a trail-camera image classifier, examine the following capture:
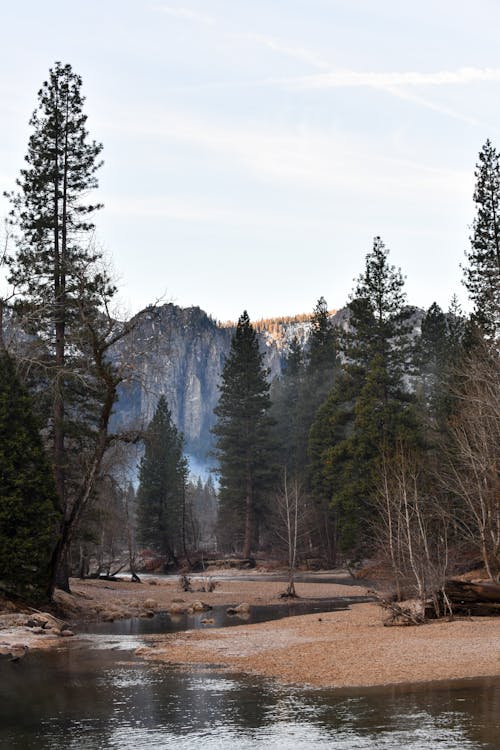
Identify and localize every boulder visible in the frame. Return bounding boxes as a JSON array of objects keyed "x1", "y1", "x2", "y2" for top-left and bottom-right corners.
[
  {"x1": 26, "y1": 614, "x2": 50, "y2": 629},
  {"x1": 226, "y1": 603, "x2": 250, "y2": 615}
]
